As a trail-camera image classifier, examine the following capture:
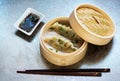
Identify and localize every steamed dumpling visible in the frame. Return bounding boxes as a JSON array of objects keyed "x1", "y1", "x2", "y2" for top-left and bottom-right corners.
[
  {"x1": 44, "y1": 36, "x2": 78, "y2": 53},
  {"x1": 50, "y1": 22, "x2": 80, "y2": 40}
]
